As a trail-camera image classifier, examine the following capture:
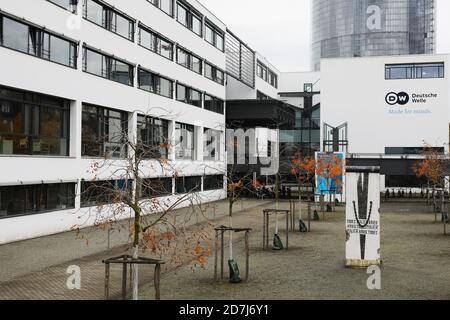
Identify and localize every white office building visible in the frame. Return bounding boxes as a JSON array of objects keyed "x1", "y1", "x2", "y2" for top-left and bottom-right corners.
[
  {"x1": 0, "y1": 0, "x2": 229, "y2": 244},
  {"x1": 321, "y1": 54, "x2": 449, "y2": 190}
]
